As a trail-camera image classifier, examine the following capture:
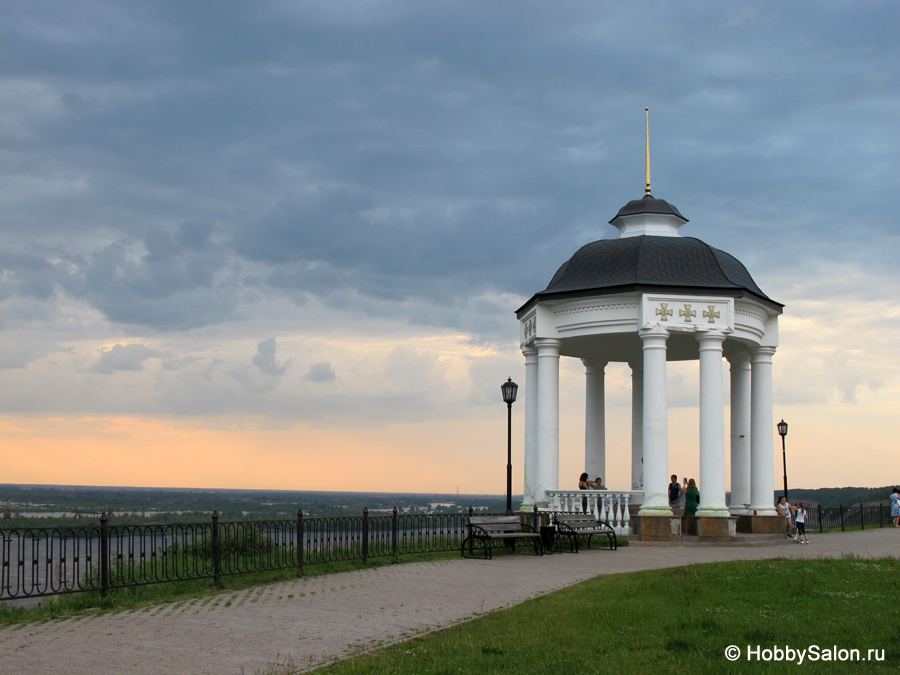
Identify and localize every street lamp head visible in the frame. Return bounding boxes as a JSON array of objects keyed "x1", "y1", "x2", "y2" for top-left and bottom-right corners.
[
  {"x1": 501, "y1": 377, "x2": 518, "y2": 405},
  {"x1": 777, "y1": 419, "x2": 788, "y2": 438}
]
